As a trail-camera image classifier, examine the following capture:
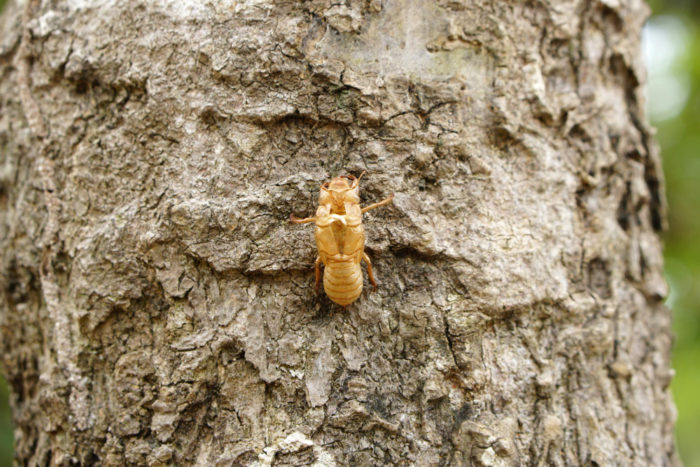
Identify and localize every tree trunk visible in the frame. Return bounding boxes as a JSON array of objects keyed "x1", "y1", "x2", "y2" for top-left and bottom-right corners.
[{"x1": 0, "y1": 0, "x2": 677, "y2": 465}]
